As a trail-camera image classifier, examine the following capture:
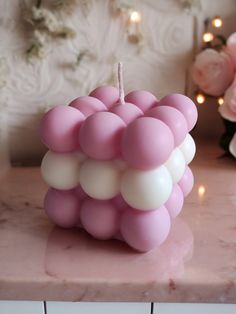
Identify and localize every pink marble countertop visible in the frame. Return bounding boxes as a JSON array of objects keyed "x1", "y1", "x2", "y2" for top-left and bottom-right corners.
[{"x1": 0, "y1": 142, "x2": 236, "y2": 303}]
